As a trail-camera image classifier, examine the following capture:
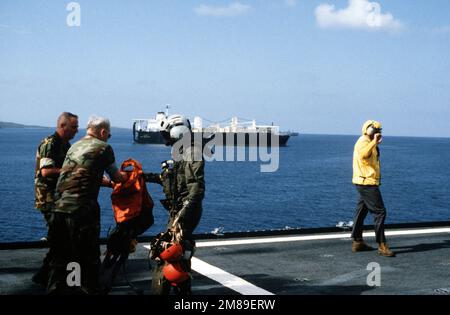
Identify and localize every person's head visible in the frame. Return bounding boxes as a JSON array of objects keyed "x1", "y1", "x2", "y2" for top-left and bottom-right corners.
[
  {"x1": 56, "y1": 112, "x2": 79, "y2": 141},
  {"x1": 362, "y1": 120, "x2": 382, "y2": 139},
  {"x1": 86, "y1": 116, "x2": 111, "y2": 142},
  {"x1": 160, "y1": 114, "x2": 192, "y2": 146}
]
